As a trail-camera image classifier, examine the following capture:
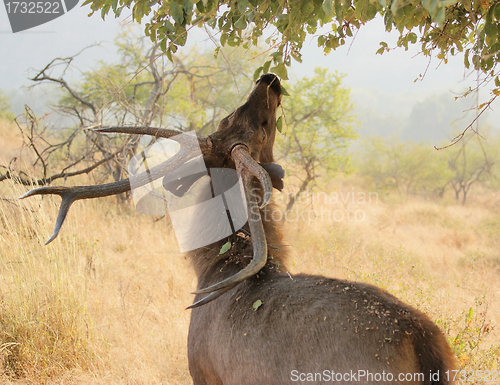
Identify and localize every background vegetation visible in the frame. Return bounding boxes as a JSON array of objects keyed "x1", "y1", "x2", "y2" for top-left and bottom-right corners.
[
  {"x1": 81, "y1": 0, "x2": 500, "y2": 141},
  {"x1": 356, "y1": 132, "x2": 500, "y2": 203}
]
